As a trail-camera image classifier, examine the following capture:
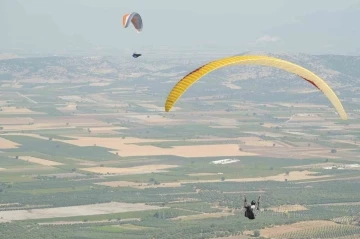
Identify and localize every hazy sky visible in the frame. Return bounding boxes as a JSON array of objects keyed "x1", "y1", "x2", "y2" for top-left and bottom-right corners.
[{"x1": 1, "y1": 0, "x2": 360, "y2": 55}]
